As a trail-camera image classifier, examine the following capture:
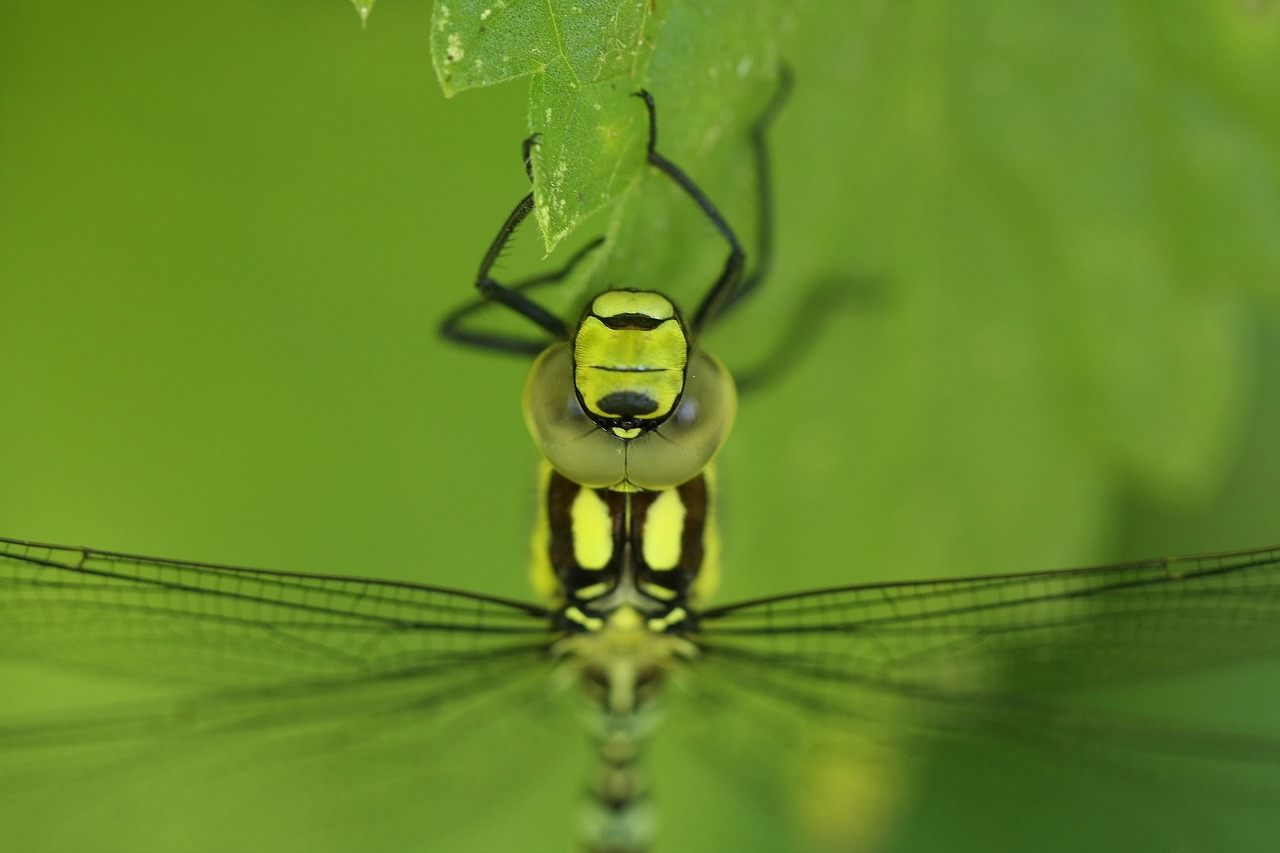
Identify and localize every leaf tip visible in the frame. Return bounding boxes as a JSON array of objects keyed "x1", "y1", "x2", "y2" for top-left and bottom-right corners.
[{"x1": 349, "y1": 0, "x2": 374, "y2": 28}]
